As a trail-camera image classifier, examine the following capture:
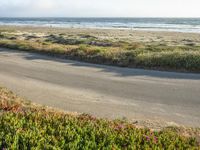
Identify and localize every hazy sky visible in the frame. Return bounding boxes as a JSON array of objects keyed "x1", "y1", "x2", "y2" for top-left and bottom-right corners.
[{"x1": 0, "y1": 0, "x2": 200, "y2": 17}]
